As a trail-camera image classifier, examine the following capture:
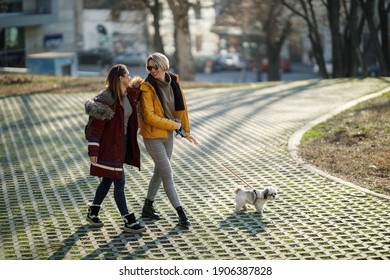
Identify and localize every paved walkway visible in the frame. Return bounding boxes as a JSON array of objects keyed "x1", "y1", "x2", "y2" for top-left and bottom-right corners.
[{"x1": 0, "y1": 79, "x2": 389, "y2": 260}]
